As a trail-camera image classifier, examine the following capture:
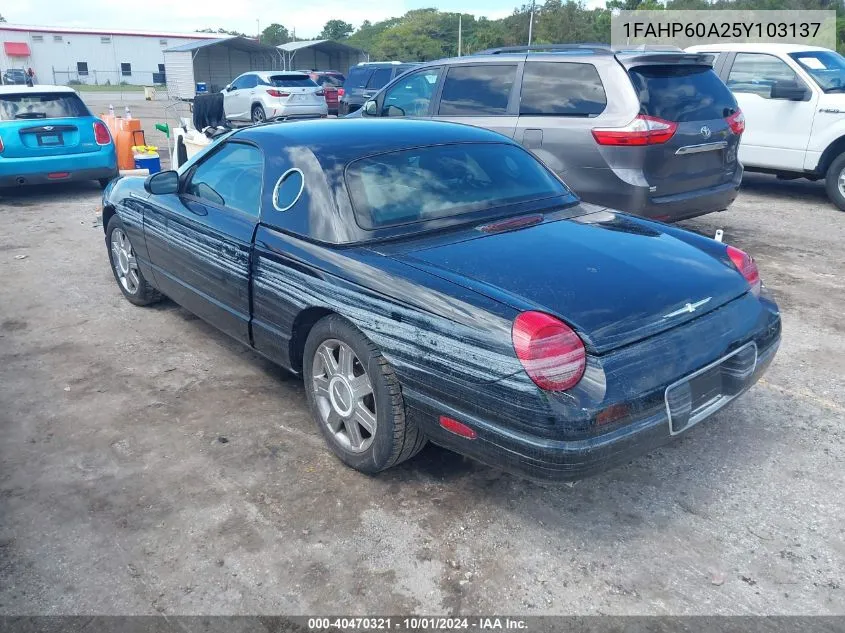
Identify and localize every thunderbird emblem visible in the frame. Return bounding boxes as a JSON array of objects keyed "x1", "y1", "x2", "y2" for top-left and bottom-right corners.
[
  {"x1": 700, "y1": 126, "x2": 712, "y2": 139},
  {"x1": 663, "y1": 297, "x2": 712, "y2": 319}
]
